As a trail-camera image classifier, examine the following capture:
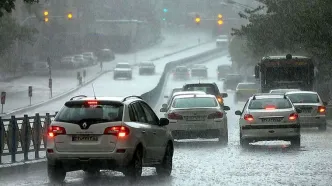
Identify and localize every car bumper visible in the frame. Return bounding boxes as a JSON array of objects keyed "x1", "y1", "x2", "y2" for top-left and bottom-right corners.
[
  {"x1": 47, "y1": 148, "x2": 135, "y2": 170},
  {"x1": 241, "y1": 124, "x2": 300, "y2": 140},
  {"x1": 171, "y1": 129, "x2": 222, "y2": 139},
  {"x1": 298, "y1": 115, "x2": 326, "y2": 127},
  {"x1": 114, "y1": 72, "x2": 132, "y2": 77}
]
